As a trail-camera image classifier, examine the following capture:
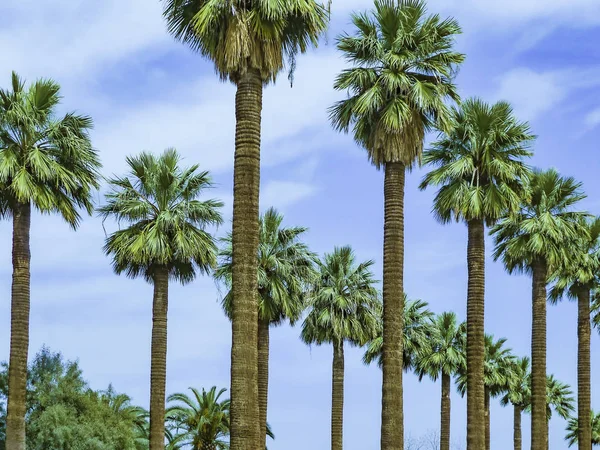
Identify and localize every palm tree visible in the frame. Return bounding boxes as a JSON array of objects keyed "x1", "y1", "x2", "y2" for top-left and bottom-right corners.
[
  {"x1": 214, "y1": 207, "x2": 317, "y2": 447},
  {"x1": 329, "y1": 3, "x2": 464, "y2": 447},
  {"x1": 363, "y1": 296, "x2": 434, "y2": 371},
  {"x1": 501, "y1": 357, "x2": 531, "y2": 450},
  {"x1": 566, "y1": 412, "x2": 600, "y2": 447},
  {"x1": 420, "y1": 98, "x2": 534, "y2": 450},
  {"x1": 167, "y1": 387, "x2": 230, "y2": 450},
  {"x1": 161, "y1": 4, "x2": 328, "y2": 448},
  {"x1": 492, "y1": 168, "x2": 588, "y2": 450},
  {"x1": 457, "y1": 335, "x2": 517, "y2": 450},
  {"x1": 415, "y1": 313, "x2": 465, "y2": 450},
  {"x1": 542, "y1": 375, "x2": 576, "y2": 450},
  {"x1": 99, "y1": 149, "x2": 223, "y2": 450},
  {"x1": 549, "y1": 217, "x2": 600, "y2": 450},
  {"x1": 301, "y1": 247, "x2": 379, "y2": 450},
  {"x1": 0, "y1": 72, "x2": 101, "y2": 450}
]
